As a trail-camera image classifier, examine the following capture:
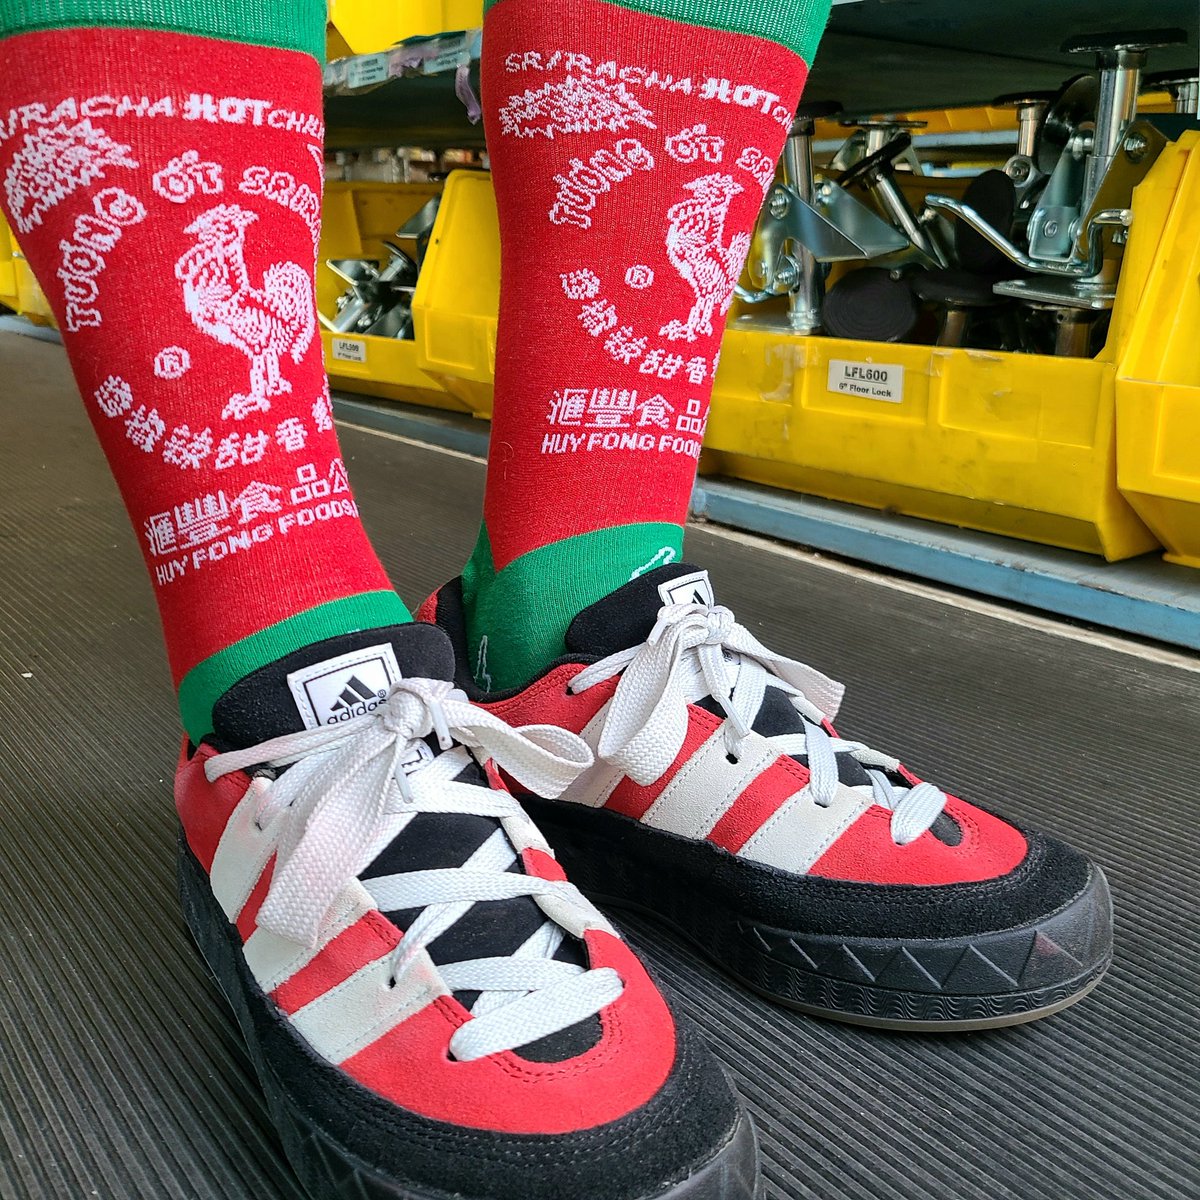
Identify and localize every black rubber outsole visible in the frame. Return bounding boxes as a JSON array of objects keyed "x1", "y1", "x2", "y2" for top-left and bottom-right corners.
[
  {"x1": 594, "y1": 893, "x2": 1110, "y2": 1033},
  {"x1": 524, "y1": 798, "x2": 1114, "y2": 1032},
  {"x1": 177, "y1": 835, "x2": 762, "y2": 1200}
]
